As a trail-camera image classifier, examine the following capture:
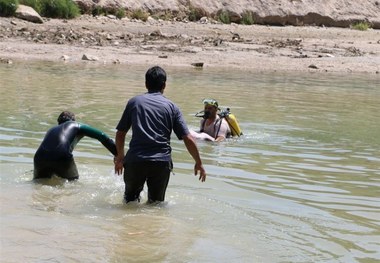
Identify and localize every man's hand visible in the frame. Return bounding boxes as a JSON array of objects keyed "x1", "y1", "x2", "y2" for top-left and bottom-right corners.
[
  {"x1": 195, "y1": 162, "x2": 206, "y2": 182},
  {"x1": 114, "y1": 156, "x2": 124, "y2": 175},
  {"x1": 183, "y1": 133, "x2": 206, "y2": 182},
  {"x1": 114, "y1": 130, "x2": 126, "y2": 175}
]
